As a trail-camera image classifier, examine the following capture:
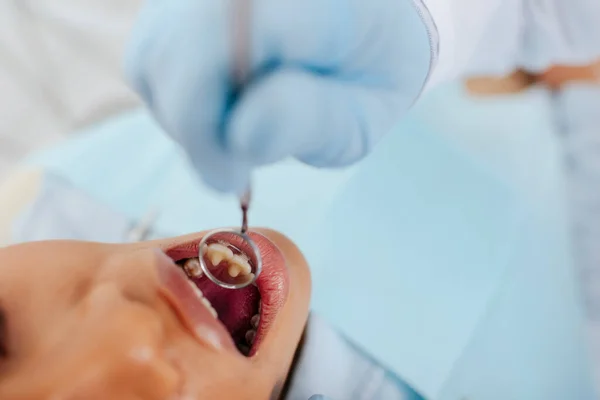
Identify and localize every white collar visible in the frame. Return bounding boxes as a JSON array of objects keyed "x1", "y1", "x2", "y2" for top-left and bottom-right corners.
[{"x1": 285, "y1": 314, "x2": 423, "y2": 400}]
